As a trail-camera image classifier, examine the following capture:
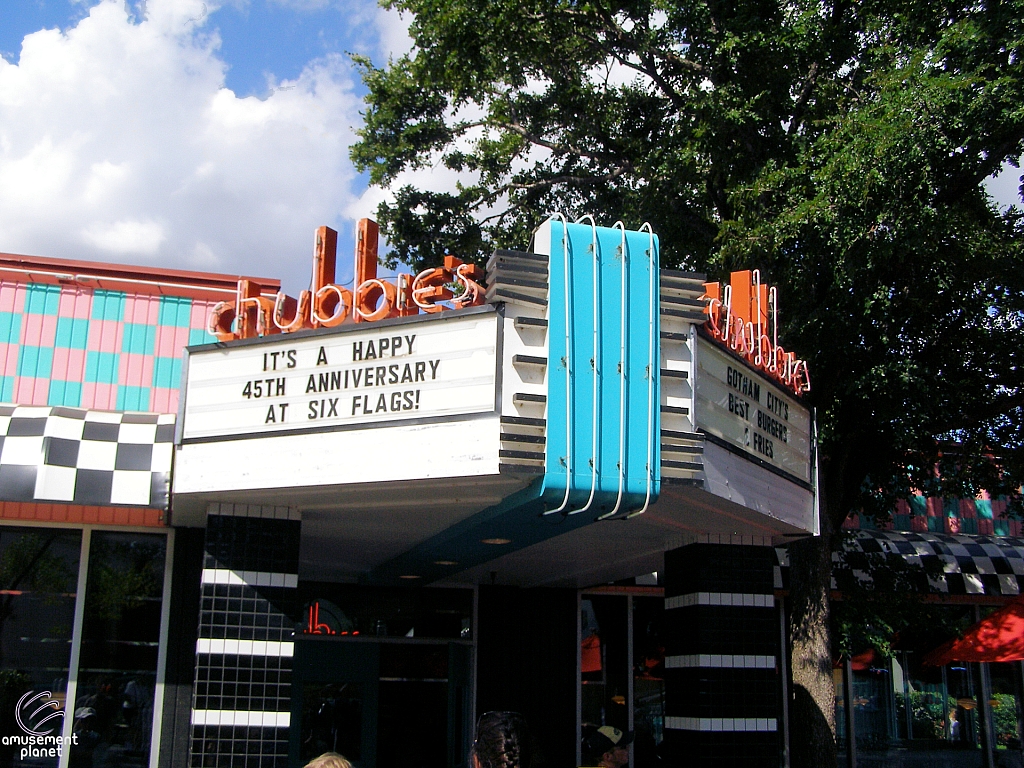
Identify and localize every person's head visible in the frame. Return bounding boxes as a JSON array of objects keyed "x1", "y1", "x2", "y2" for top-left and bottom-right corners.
[
  {"x1": 303, "y1": 752, "x2": 353, "y2": 768},
  {"x1": 582, "y1": 725, "x2": 633, "y2": 768},
  {"x1": 472, "y1": 711, "x2": 532, "y2": 768}
]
